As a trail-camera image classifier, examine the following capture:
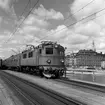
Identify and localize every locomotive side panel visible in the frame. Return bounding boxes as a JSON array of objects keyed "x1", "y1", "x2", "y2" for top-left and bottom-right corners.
[
  {"x1": 12, "y1": 54, "x2": 20, "y2": 67},
  {"x1": 21, "y1": 50, "x2": 39, "y2": 66}
]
